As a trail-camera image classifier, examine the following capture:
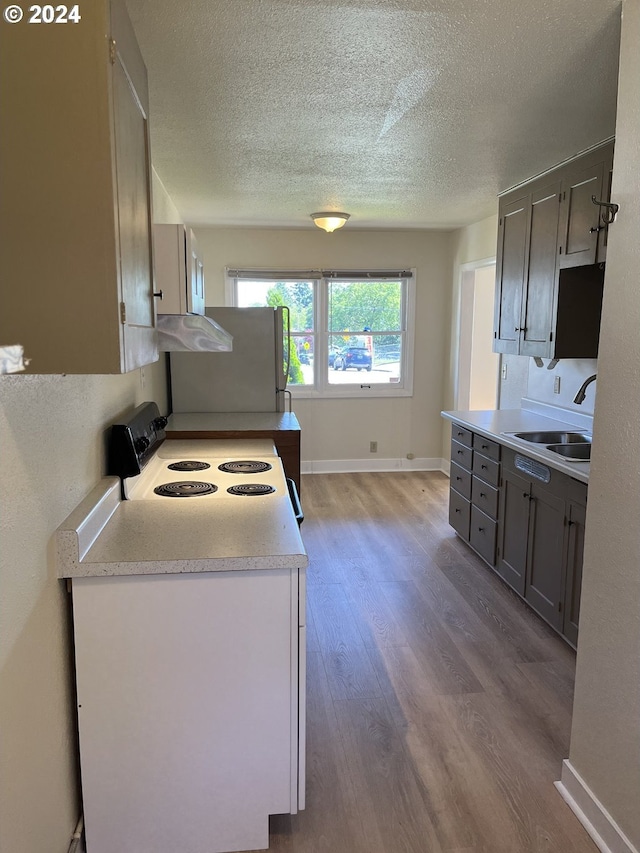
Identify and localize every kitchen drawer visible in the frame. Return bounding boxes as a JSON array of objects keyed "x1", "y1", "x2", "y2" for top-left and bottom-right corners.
[
  {"x1": 470, "y1": 506, "x2": 497, "y2": 565},
  {"x1": 450, "y1": 462, "x2": 472, "y2": 500},
  {"x1": 472, "y1": 434, "x2": 501, "y2": 462},
  {"x1": 472, "y1": 452, "x2": 500, "y2": 487},
  {"x1": 451, "y1": 423, "x2": 473, "y2": 448},
  {"x1": 449, "y1": 490, "x2": 471, "y2": 540},
  {"x1": 471, "y1": 476, "x2": 499, "y2": 520},
  {"x1": 451, "y1": 439, "x2": 473, "y2": 471}
]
